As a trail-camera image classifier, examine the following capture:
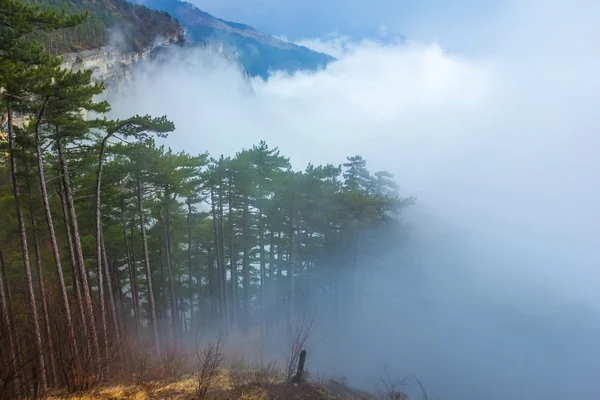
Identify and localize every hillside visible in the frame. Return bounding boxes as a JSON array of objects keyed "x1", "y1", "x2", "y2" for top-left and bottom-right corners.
[
  {"x1": 139, "y1": 0, "x2": 336, "y2": 78},
  {"x1": 27, "y1": 0, "x2": 182, "y2": 53}
]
